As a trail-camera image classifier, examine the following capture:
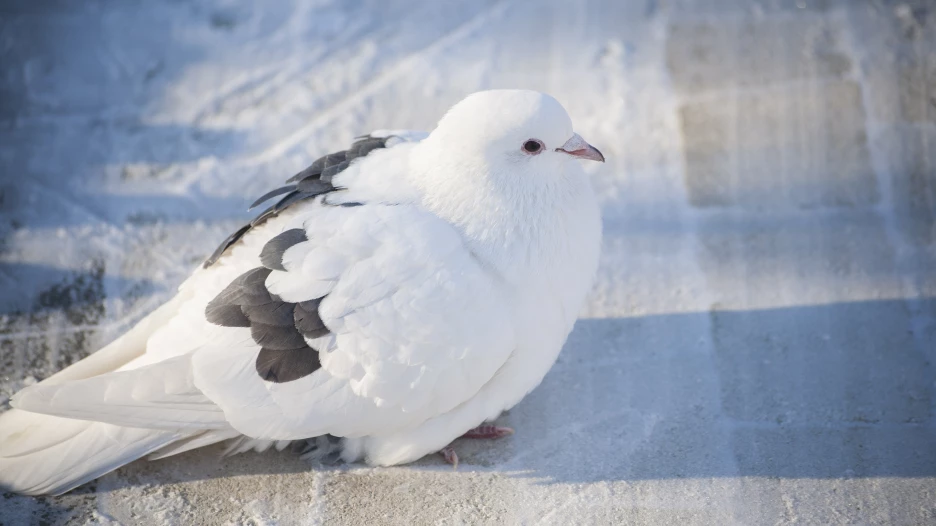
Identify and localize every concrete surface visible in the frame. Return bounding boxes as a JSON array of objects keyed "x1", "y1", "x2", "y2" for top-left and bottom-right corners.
[{"x1": 1, "y1": 0, "x2": 934, "y2": 524}]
